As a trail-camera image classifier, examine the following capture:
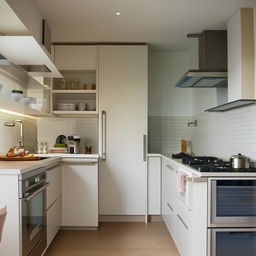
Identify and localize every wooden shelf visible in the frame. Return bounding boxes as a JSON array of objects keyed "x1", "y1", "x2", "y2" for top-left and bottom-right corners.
[
  {"x1": 52, "y1": 90, "x2": 96, "y2": 94},
  {"x1": 53, "y1": 110, "x2": 97, "y2": 115},
  {"x1": 0, "y1": 94, "x2": 53, "y2": 117}
]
